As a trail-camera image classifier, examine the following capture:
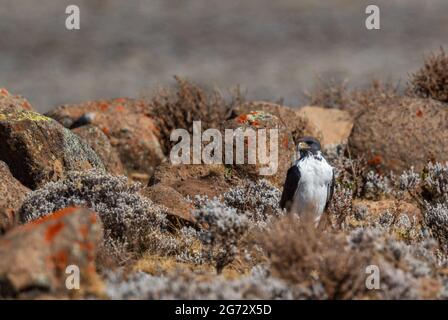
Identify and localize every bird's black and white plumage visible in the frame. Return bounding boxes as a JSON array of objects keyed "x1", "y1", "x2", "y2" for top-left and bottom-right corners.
[{"x1": 280, "y1": 137, "x2": 335, "y2": 222}]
